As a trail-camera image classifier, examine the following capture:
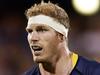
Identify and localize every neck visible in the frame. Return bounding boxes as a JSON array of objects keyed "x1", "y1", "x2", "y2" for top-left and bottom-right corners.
[{"x1": 39, "y1": 52, "x2": 73, "y2": 75}]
